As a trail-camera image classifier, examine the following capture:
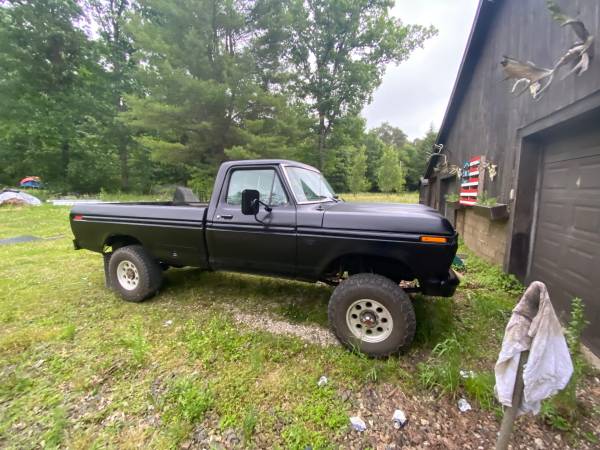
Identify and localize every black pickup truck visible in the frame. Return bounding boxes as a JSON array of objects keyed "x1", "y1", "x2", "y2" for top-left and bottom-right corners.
[{"x1": 70, "y1": 159, "x2": 458, "y2": 356}]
